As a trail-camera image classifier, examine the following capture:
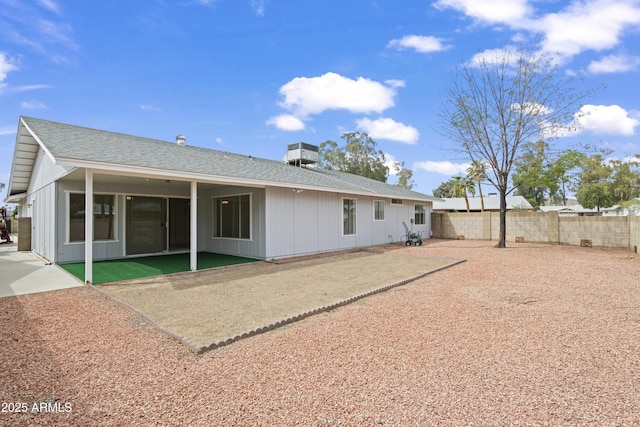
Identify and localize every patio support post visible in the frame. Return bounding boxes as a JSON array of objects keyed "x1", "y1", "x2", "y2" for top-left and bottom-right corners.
[
  {"x1": 85, "y1": 169, "x2": 94, "y2": 284},
  {"x1": 190, "y1": 181, "x2": 197, "y2": 271}
]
